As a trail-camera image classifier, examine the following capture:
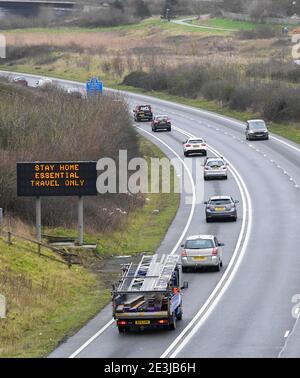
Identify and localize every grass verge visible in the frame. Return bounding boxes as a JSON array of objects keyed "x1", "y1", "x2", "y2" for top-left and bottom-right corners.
[
  {"x1": 47, "y1": 138, "x2": 180, "y2": 256},
  {"x1": 0, "y1": 137, "x2": 179, "y2": 358},
  {"x1": 0, "y1": 237, "x2": 108, "y2": 358},
  {"x1": 1, "y1": 65, "x2": 299, "y2": 144}
]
